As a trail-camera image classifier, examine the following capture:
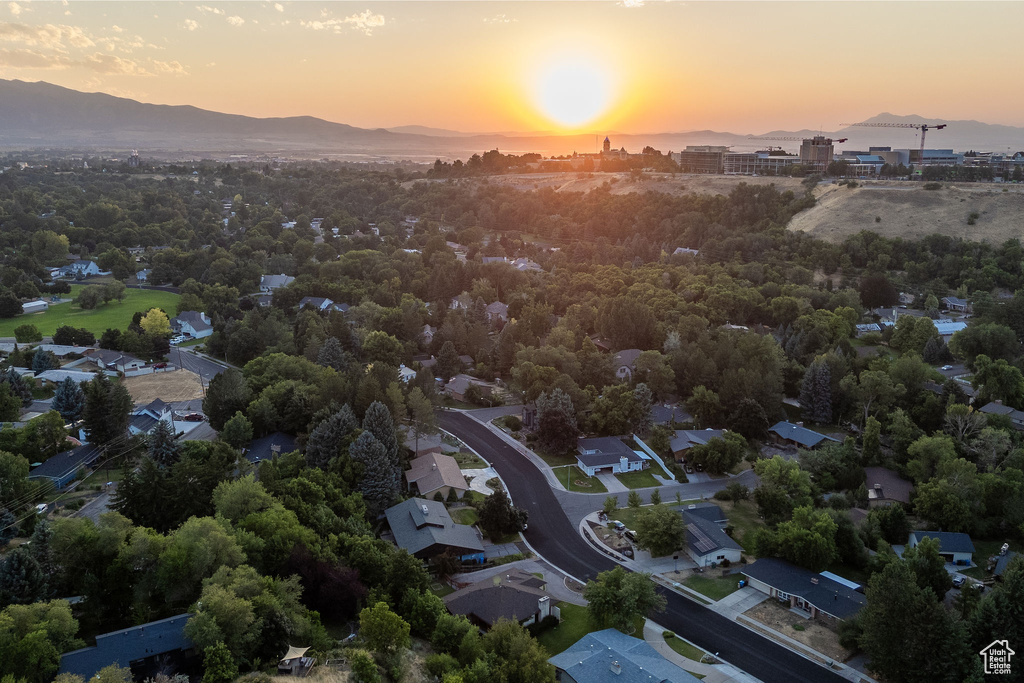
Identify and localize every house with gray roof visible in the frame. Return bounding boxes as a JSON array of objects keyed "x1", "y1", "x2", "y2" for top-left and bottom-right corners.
[
  {"x1": 681, "y1": 508, "x2": 742, "y2": 567},
  {"x1": 245, "y1": 431, "x2": 297, "y2": 464},
  {"x1": 576, "y1": 437, "x2": 648, "y2": 476},
  {"x1": 485, "y1": 301, "x2": 509, "y2": 324},
  {"x1": 669, "y1": 428, "x2": 725, "y2": 462},
  {"x1": 613, "y1": 349, "x2": 643, "y2": 381},
  {"x1": 444, "y1": 568, "x2": 554, "y2": 629},
  {"x1": 908, "y1": 530, "x2": 975, "y2": 565},
  {"x1": 298, "y1": 296, "x2": 334, "y2": 312},
  {"x1": 384, "y1": 498, "x2": 484, "y2": 562},
  {"x1": 865, "y1": 467, "x2": 913, "y2": 506},
  {"x1": 259, "y1": 273, "x2": 294, "y2": 292},
  {"x1": 741, "y1": 558, "x2": 866, "y2": 622},
  {"x1": 83, "y1": 348, "x2": 146, "y2": 373},
  {"x1": 59, "y1": 614, "x2": 194, "y2": 679},
  {"x1": 405, "y1": 452, "x2": 469, "y2": 500},
  {"x1": 768, "y1": 421, "x2": 840, "y2": 449},
  {"x1": 941, "y1": 296, "x2": 970, "y2": 313},
  {"x1": 171, "y1": 311, "x2": 213, "y2": 339},
  {"x1": 549, "y1": 628, "x2": 701, "y2": 683},
  {"x1": 993, "y1": 551, "x2": 1020, "y2": 580},
  {"x1": 36, "y1": 369, "x2": 100, "y2": 387},
  {"x1": 28, "y1": 445, "x2": 101, "y2": 489},
  {"x1": 979, "y1": 401, "x2": 1024, "y2": 430}
]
